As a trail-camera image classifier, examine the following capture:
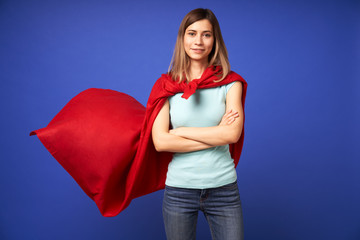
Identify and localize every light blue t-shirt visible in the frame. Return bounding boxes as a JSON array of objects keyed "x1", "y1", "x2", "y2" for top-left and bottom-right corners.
[{"x1": 166, "y1": 82, "x2": 237, "y2": 189}]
